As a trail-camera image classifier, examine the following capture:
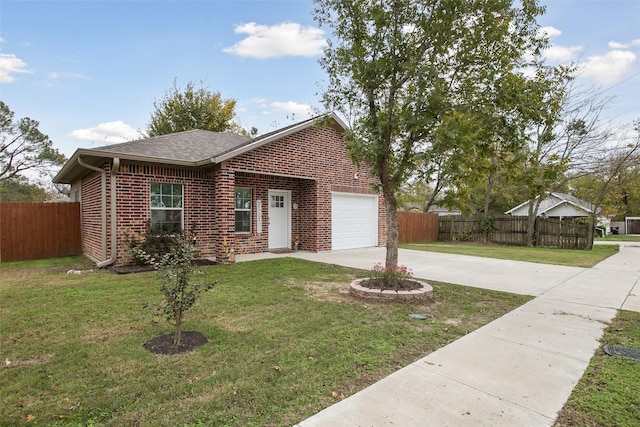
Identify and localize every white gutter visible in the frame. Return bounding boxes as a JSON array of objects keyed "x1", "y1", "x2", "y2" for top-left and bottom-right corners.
[
  {"x1": 96, "y1": 157, "x2": 120, "y2": 268},
  {"x1": 77, "y1": 156, "x2": 107, "y2": 261}
]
